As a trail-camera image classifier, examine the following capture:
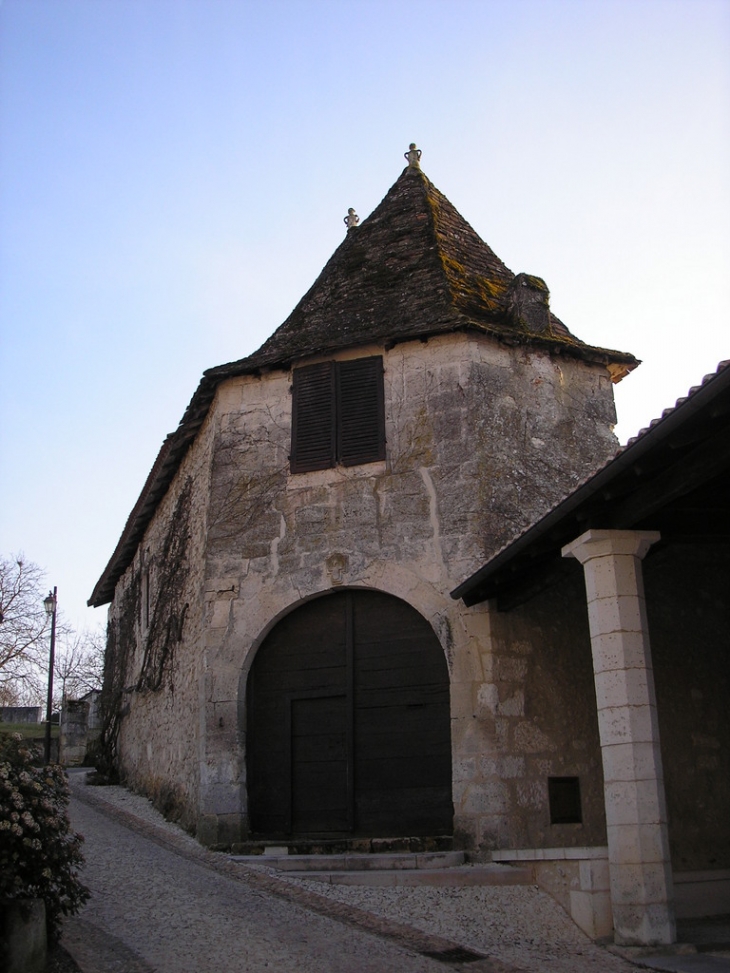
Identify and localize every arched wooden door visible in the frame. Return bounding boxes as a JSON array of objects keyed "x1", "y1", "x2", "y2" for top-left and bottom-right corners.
[{"x1": 246, "y1": 590, "x2": 452, "y2": 838}]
